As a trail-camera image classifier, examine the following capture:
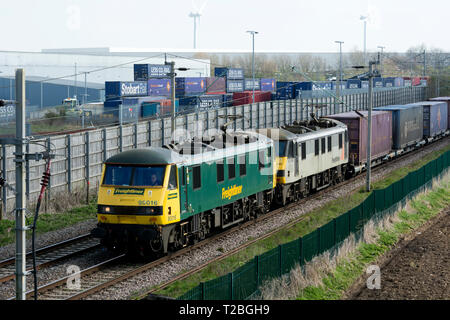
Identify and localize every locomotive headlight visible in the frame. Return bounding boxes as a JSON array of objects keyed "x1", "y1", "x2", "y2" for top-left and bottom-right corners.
[{"x1": 105, "y1": 206, "x2": 110, "y2": 213}]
